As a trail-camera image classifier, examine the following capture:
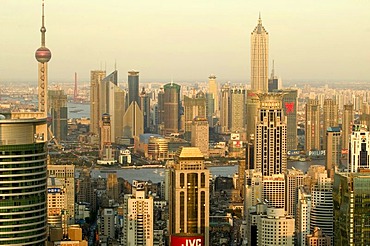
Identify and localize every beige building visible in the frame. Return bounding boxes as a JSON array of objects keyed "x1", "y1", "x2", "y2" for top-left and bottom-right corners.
[
  {"x1": 284, "y1": 169, "x2": 306, "y2": 217},
  {"x1": 208, "y1": 74, "x2": 219, "y2": 117},
  {"x1": 326, "y1": 127, "x2": 341, "y2": 179},
  {"x1": 246, "y1": 90, "x2": 260, "y2": 141},
  {"x1": 107, "y1": 173, "x2": 119, "y2": 201},
  {"x1": 262, "y1": 174, "x2": 285, "y2": 209},
  {"x1": 123, "y1": 180, "x2": 154, "y2": 246},
  {"x1": 296, "y1": 186, "x2": 311, "y2": 246},
  {"x1": 220, "y1": 83, "x2": 230, "y2": 133},
  {"x1": 122, "y1": 101, "x2": 144, "y2": 138},
  {"x1": 305, "y1": 99, "x2": 320, "y2": 151},
  {"x1": 322, "y1": 99, "x2": 338, "y2": 150},
  {"x1": 184, "y1": 92, "x2": 206, "y2": 140},
  {"x1": 342, "y1": 104, "x2": 354, "y2": 151},
  {"x1": 168, "y1": 147, "x2": 210, "y2": 245},
  {"x1": 257, "y1": 208, "x2": 294, "y2": 246},
  {"x1": 230, "y1": 87, "x2": 246, "y2": 132},
  {"x1": 307, "y1": 227, "x2": 331, "y2": 246},
  {"x1": 48, "y1": 164, "x2": 75, "y2": 224},
  {"x1": 47, "y1": 177, "x2": 65, "y2": 229},
  {"x1": 90, "y1": 70, "x2": 106, "y2": 136},
  {"x1": 191, "y1": 117, "x2": 209, "y2": 157},
  {"x1": 250, "y1": 15, "x2": 269, "y2": 92}
]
